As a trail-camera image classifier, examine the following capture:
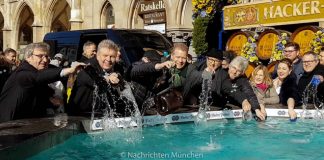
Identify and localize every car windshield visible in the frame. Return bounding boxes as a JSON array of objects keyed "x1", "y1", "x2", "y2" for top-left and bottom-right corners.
[{"x1": 115, "y1": 30, "x2": 171, "y2": 51}]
